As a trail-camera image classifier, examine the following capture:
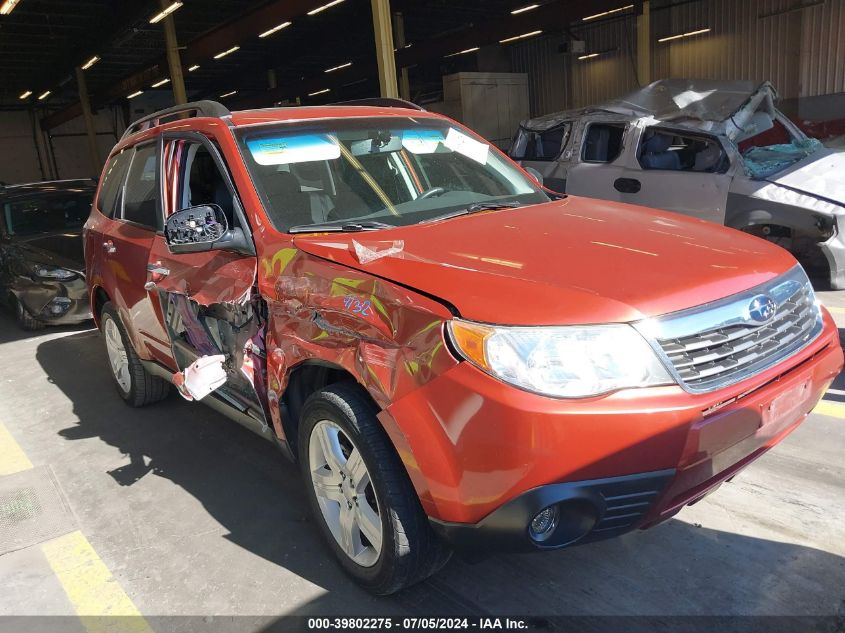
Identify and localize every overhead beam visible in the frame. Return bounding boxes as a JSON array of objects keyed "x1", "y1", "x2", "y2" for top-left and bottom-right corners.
[
  {"x1": 159, "y1": 0, "x2": 187, "y2": 105},
  {"x1": 41, "y1": 0, "x2": 321, "y2": 130},
  {"x1": 74, "y1": 66, "x2": 101, "y2": 175}
]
